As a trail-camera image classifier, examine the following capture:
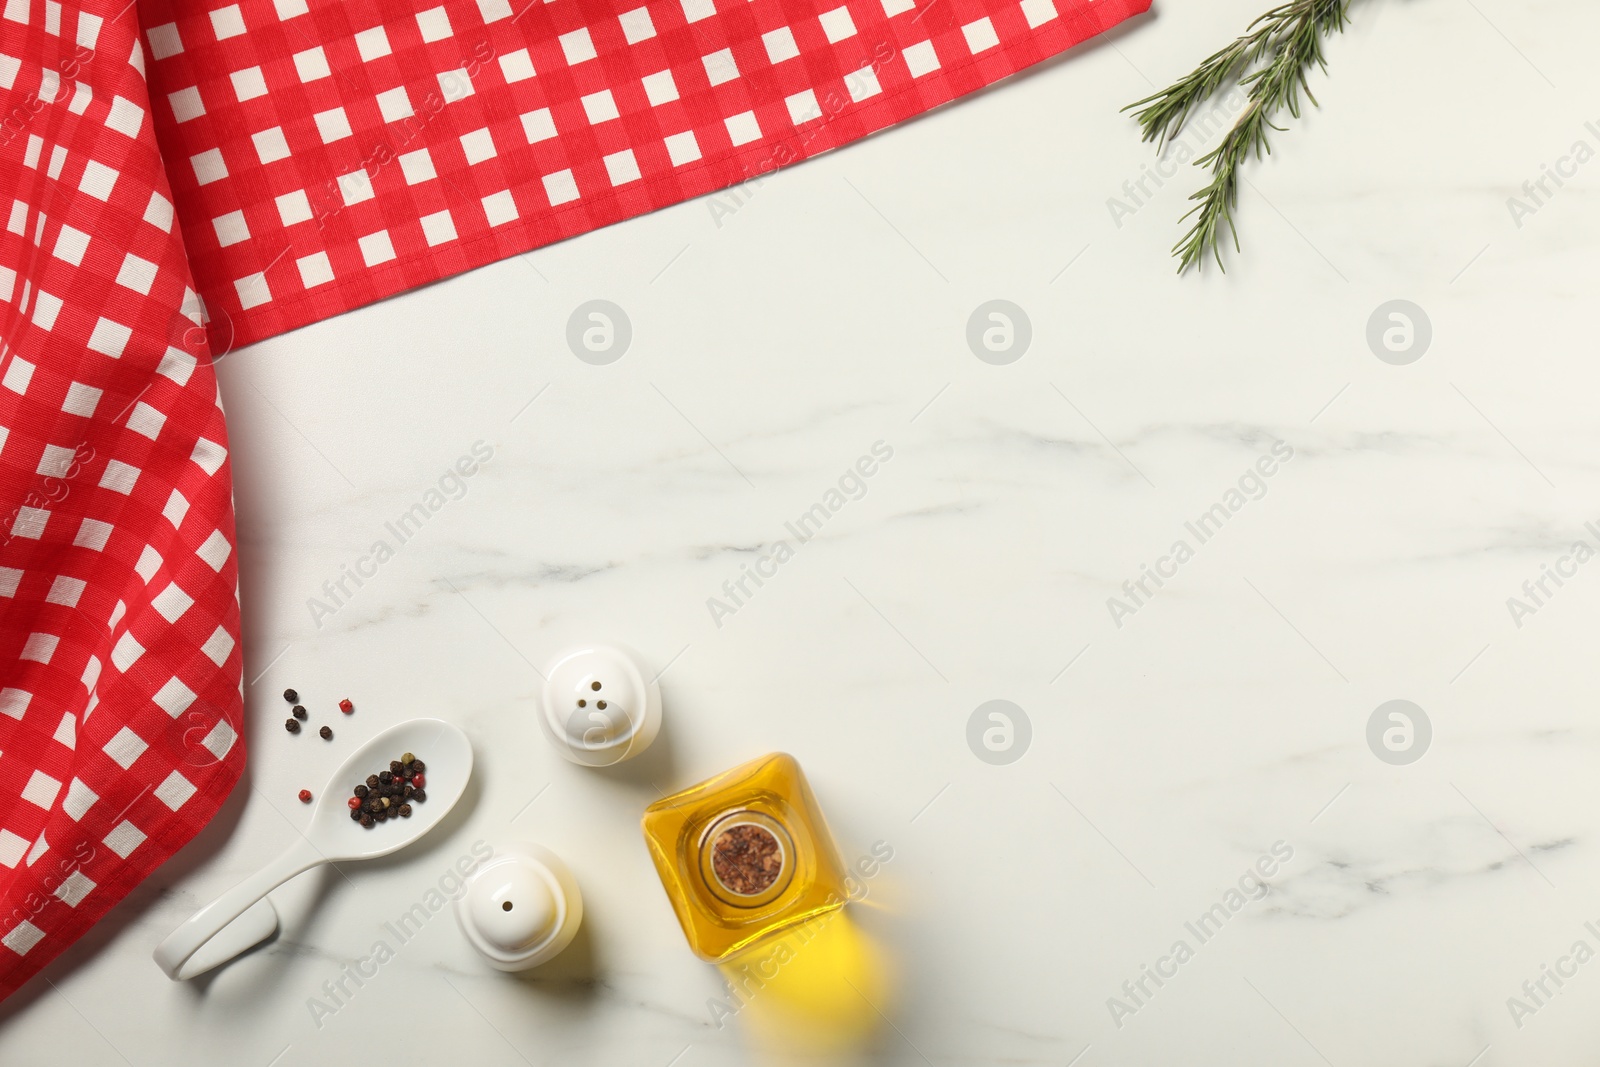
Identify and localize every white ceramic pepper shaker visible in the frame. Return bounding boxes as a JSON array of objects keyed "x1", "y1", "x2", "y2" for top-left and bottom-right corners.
[
  {"x1": 455, "y1": 842, "x2": 582, "y2": 971},
  {"x1": 536, "y1": 642, "x2": 662, "y2": 766}
]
